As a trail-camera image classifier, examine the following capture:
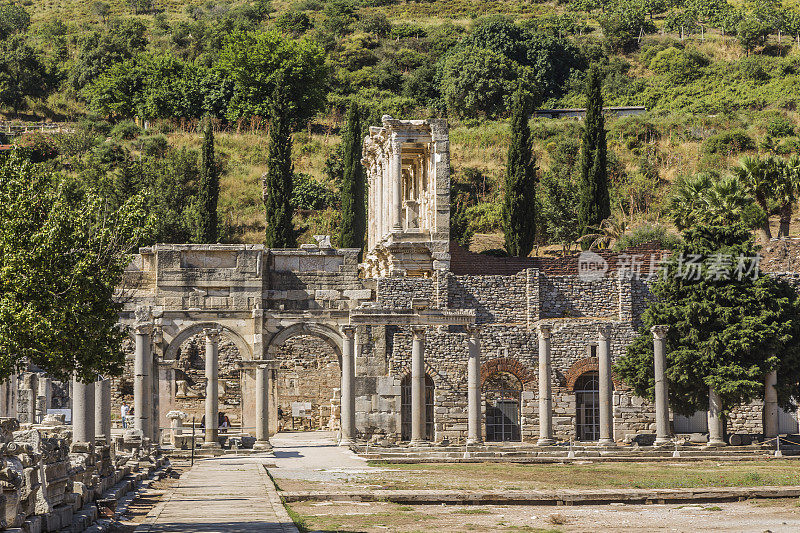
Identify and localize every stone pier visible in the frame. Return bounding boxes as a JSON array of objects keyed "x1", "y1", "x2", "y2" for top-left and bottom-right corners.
[
  {"x1": 466, "y1": 326, "x2": 481, "y2": 445},
  {"x1": 410, "y1": 326, "x2": 427, "y2": 445},
  {"x1": 339, "y1": 326, "x2": 356, "y2": 446},
  {"x1": 134, "y1": 324, "x2": 152, "y2": 439},
  {"x1": 598, "y1": 326, "x2": 615, "y2": 446},
  {"x1": 764, "y1": 370, "x2": 779, "y2": 439},
  {"x1": 537, "y1": 323, "x2": 555, "y2": 446},
  {"x1": 94, "y1": 378, "x2": 111, "y2": 443},
  {"x1": 254, "y1": 364, "x2": 273, "y2": 451},
  {"x1": 707, "y1": 387, "x2": 726, "y2": 447},
  {"x1": 203, "y1": 328, "x2": 221, "y2": 449},
  {"x1": 651, "y1": 325, "x2": 671, "y2": 445},
  {"x1": 72, "y1": 377, "x2": 95, "y2": 445}
]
